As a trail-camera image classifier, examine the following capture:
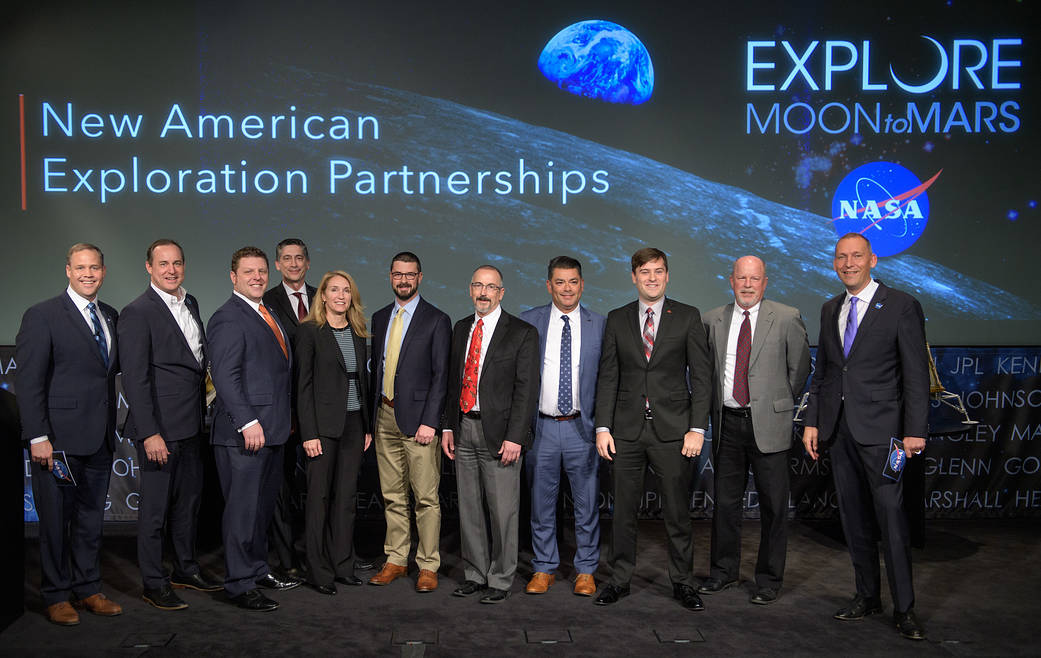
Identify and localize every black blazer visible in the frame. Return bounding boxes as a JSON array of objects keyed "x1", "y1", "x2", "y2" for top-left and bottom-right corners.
[
  {"x1": 296, "y1": 320, "x2": 371, "y2": 441},
  {"x1": 595, "y1": 298, "x2": 711, "y2": 442},
  {"x1": 15, "y1": 293, "x2": 119, "y2": 455},
  {"x1": 443, "y1": 310, "x2": 540, "y2": 453},
  {"x1": 369, "y1": 297, "x2": 452, "y2": 436},
  {"x1": 118, "y1": 287, "x2": 207, "y2": 442},
  {"x1": 263, "y1": 282, "x2": 317, "y2": 346},
  {"x1": 804, "y1": 282, "x2": 930, "y2": 445}
]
